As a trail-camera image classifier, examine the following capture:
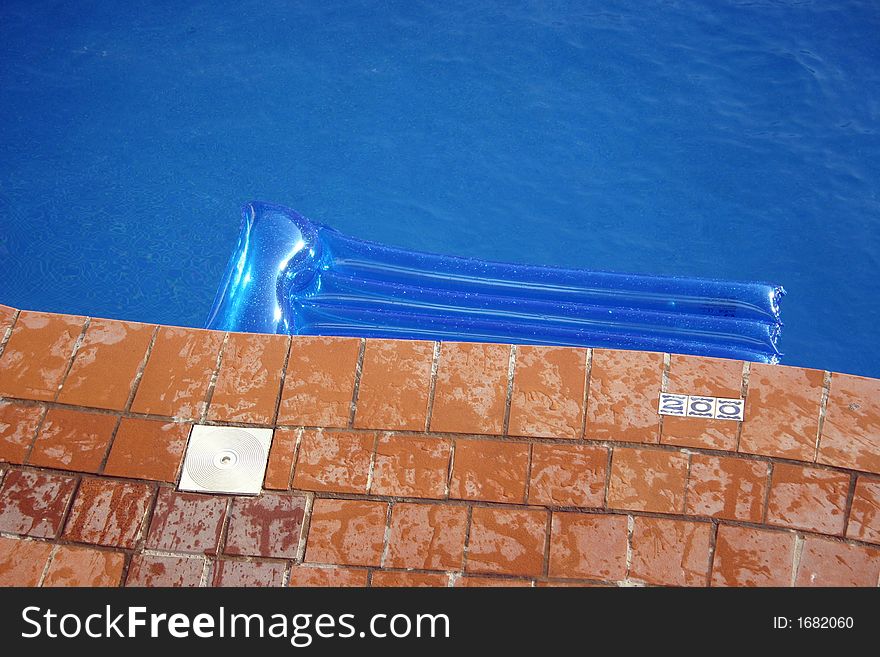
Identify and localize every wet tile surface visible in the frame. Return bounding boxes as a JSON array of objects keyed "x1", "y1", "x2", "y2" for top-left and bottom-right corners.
[
  {"x1": 819, "y1": 373, "x2": 880, "y2": 474},
  {"x1": 63, "y1": 477, "x2": 155, "y2": 548},
  {"x1": 739, "y1": 363, "x2": 823, "y2": 461},
  {"x1": 354, "y1": 339, "x2": 434, "y2": 431},
  {"x1": 212, "y1": 560, "x2": 286, "y2": 587},
  {"x1": 527, "y1": 443, "x2": 608, "y2": 508},
  {"x1": 145, "y1": 488, "x2": 227, "y2": 555},
  {"x1": 263, "y1": 428, "x2": 298, "y2": 490},
  {"x1": 28, "y1": 408, "x2": 117, "y2": 473},
  {"x1": 288, "y1": 565, "x2": 369, "y2": 587},
  {"x1": 224, "y1": 493, "x2": 307, "y2": 559},
  {"x1": 0, "y1": 469, "x2": 77, "y2": 538},
  {"x1": 43, "y1": 545, "x2": 125, "y2": 587},
  {"x1": 766, "y1": 463, "x2": 849, "y2": 535},
  {"x1": 794, "y1": 536, "x2": 880, "y2": 587},
  {"x1": 607, "y1": 447, "x2": 688, "y2": 514},
  {"x1": 208, "y1": 332, "x2": 289, "y2": 425},
  {"x1": 0, "y1": 536, "x2": 54, "y2": 586},
  {"x1": 466, "y1": 507, "x2": 547, "y2": 577},
  {"x1": 278, "y1": 337, "x2": 360, "y2": 428},
  {"x1": 549, "y1": 512, "x2": 627, "y2": 581},
  {"x1": 685, "y1": 454, "x2": 769, "y2": 522},
  {"x1": 130, "y1": 326, "x2": 224, "y2": 420},
  {"x1": 847, "y1": 476, "x2": 880, "y2": 544},
  {"x1": 103, "y1": 418, "x2": 189, "y2": 483},
  {"x1": 292, "y1": 429, "x2": 374, "y2": 494},
  {"x1": 430, "y1": 342, "x2": 509, "y2": 435},
  {"x1": 0, "y1": 401, "x2": 44, "y2": 464},
  {"x1": 629, "y1": 517, "x2": 713, "y2": 586},
  {"x1": 370, "y1": 434, "x2": 451, "y2": 499},
  {"x1": 586, "y1": 349, "x2": 663, "y2": 443},
  {"x1": 385, "y1": 503, "x2": 468, "y2": 571},
  {"x1": 57, "y1": 319, "x2": 154, "y2": 411},
  {"x1": 125, "y1": 554, "x2": 204, "y2": 587},
  {"x1": 711, "y1": 525, "x2": 795, "y2": 587},
  {"x1": 371, "y1": 571, "x2": 448, "y2": 587},
  {"x1": 448, "y1": 438, "x2": 529, "y2": 504},
  {"x1": 508, "y1": 346, "x2": 587, "y2": 439},
  {"x1": 0, "y1": 311, "x2": 85, "y2": 401},
  {"x1": 305, "y1": 499, "x2": 388, "y2": 567}
]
